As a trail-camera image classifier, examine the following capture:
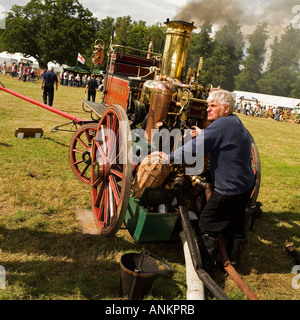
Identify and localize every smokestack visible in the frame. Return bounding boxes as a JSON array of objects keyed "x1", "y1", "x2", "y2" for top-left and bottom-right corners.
[{"x1": 160, "y1": 19, "x2": 196, "y2": 80}]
